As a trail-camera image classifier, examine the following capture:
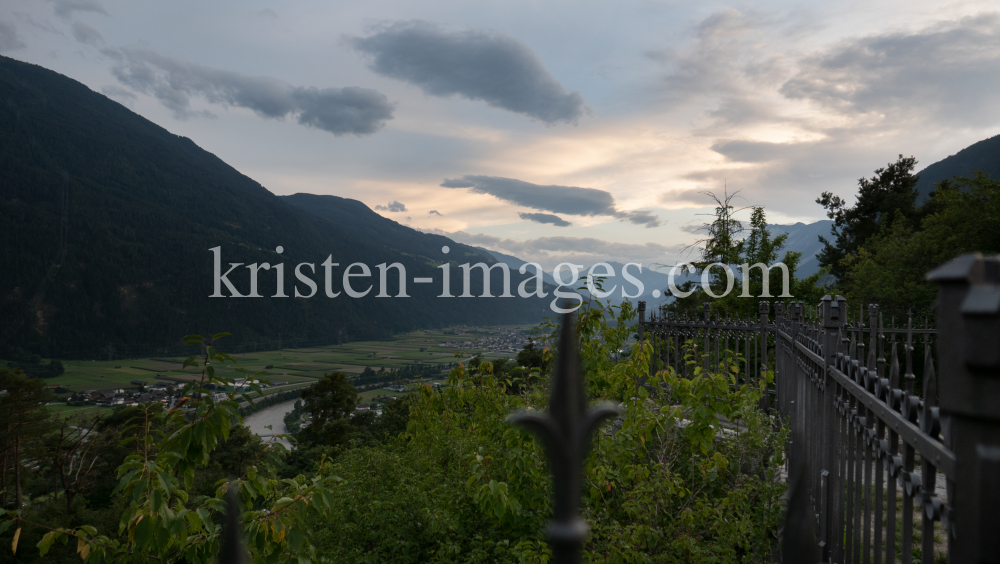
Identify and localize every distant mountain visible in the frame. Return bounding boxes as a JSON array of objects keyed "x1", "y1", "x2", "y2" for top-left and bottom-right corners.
[
  {"x1": 478, "y1": 220, "x2": 832, "y2": 310},
  {"x1": 769, "y1": 220, "x2": 833, "y2": 278},
  {"x1": 0, "y1": 55, "x2": 546, "y2": 358},
  {"x1": 914, "y1": 134, "x2": 1000, "y2": 200}
]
